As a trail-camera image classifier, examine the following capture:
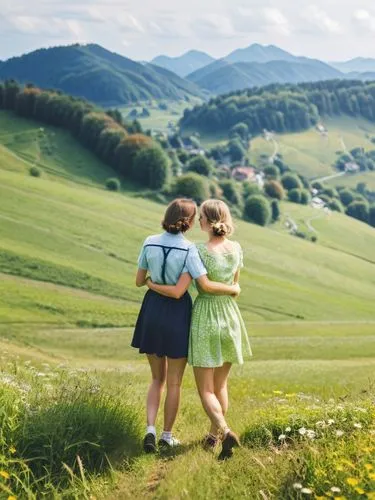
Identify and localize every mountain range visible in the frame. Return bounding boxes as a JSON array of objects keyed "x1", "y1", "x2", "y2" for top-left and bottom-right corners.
[
  {"x1": 2, "y1": 43, "x2": 375, "y2": 106},
  {"x1": 0, "y1": 44, "x2": 204, "y2": 105}
]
